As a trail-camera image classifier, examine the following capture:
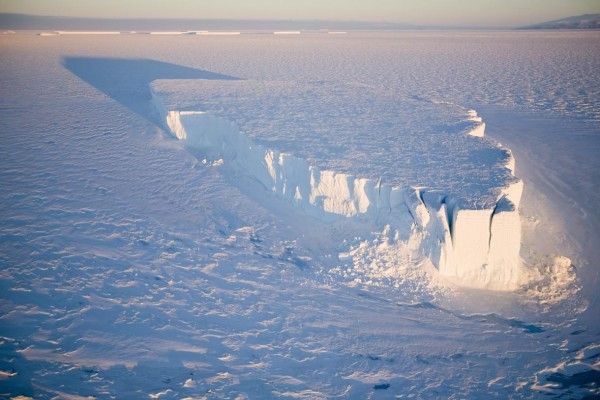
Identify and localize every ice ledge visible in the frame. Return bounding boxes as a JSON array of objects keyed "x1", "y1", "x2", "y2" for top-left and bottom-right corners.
[
  {"x1": 466, "y1": 109, "x2": 486, "y2": 137},
  {"x1": 153, "y1": 94, "x2": 524, "y2": 291}
]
